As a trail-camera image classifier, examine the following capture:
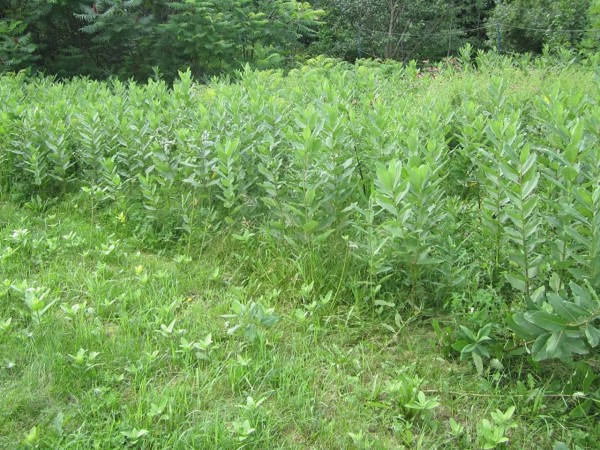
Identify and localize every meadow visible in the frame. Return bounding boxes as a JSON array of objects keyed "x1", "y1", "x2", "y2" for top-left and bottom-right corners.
[{"x1": 1, "y1": 51, "x2": 599, "y2": 448}]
